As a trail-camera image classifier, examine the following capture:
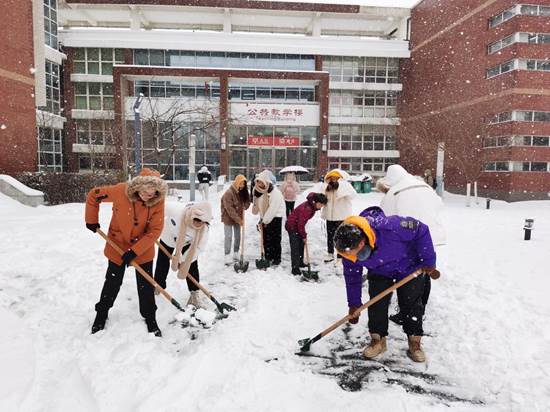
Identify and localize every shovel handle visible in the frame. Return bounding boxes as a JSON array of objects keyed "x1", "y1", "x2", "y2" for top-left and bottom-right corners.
[
  {"x1": 310, "y1": 269, "x2": 423, "y2": 344},
  {"x1": 155, "y1": 239, "x2": 212, "y2": 299},
  {"x1": 304, "y1": 240, "x2": 311, "y2": 265},
  {"x1": 96, "y1": 229, "x2": 181, "y2": 308}
]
